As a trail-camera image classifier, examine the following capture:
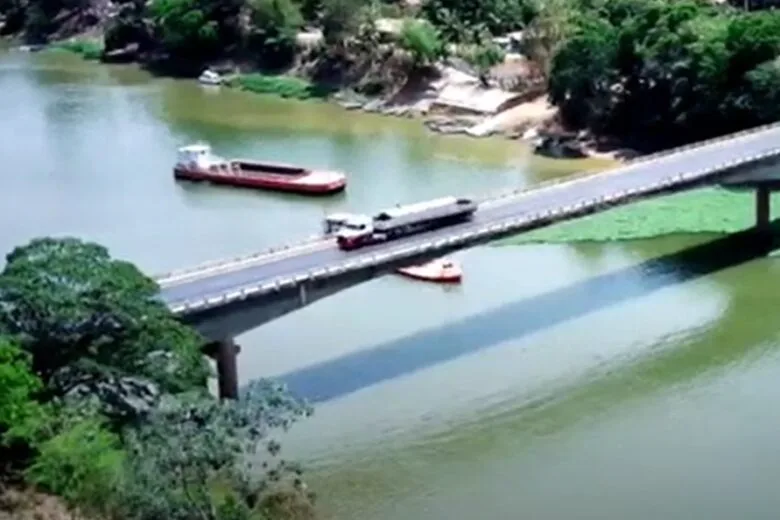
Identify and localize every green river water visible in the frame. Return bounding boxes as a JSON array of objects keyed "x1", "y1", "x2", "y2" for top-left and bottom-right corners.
[{"x1": 3, "y1": 48, "x2": 780, "y2": 520}]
